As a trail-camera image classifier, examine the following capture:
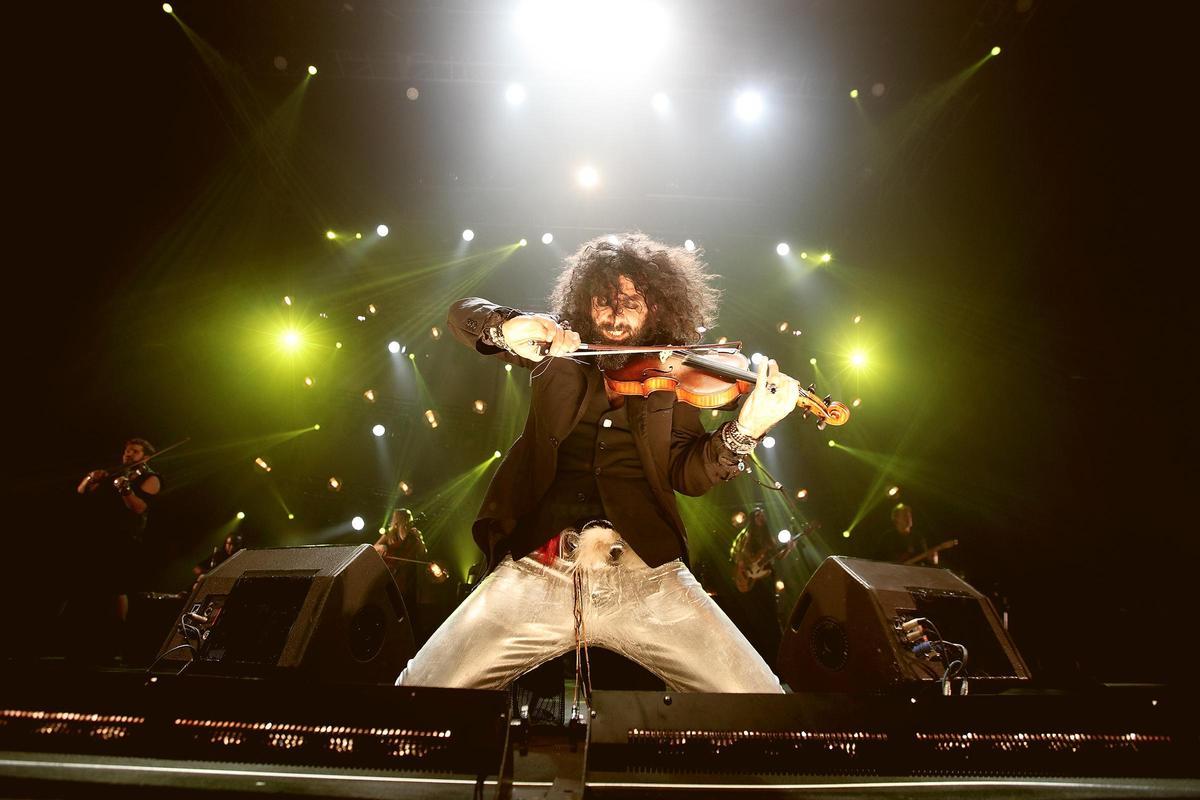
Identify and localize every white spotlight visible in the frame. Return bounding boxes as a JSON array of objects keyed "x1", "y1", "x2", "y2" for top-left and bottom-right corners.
[
  {"x1": 462, "y1": 229, "x2": 475, "y2": 242},
  {"x1": 376, "y1": 224, "x2": 389, "y2": 237},
  {"x1": 750, "y1": 352, "x2": 765, "y2": 365},
  {"x1": 762, "y1": 436, "x2": 776, "y2": 449},
  {"x1": 776, "y1": 242, "x2": 790, "y2": 256},
  {"x1": 505, "y1": 83, "x2": 527, "y2": 106},
  {"x1": 734, "y1": 90, "x2": 764, "y2": 122},
  {"x1": 577, "y1": 165, "x2": 600, "y2": 189},
  {"x1": 684, "y1": 239, "x2": 696, "y2": 252},
  {"x1": 351, "y1": 516, "x2": 365, "y2": 531},
  {"x1": 541, "y1": 232, "x2": 554, "y2": 245},
  {"x1": 388, "y1": 341, "x2": 401, "y2": 354},
  {"x1": 518, "y1": 238, "x2": 528, "y2": 247},
  {"x1": 372, "y1": 424, "x2": 386, "y2": 437},
  {"x1": 777, "y1": 529, "x2": 792, "y2": 544},
  {"x1": 651, "y1": 92, "x2": 671, "y2": 114}
]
